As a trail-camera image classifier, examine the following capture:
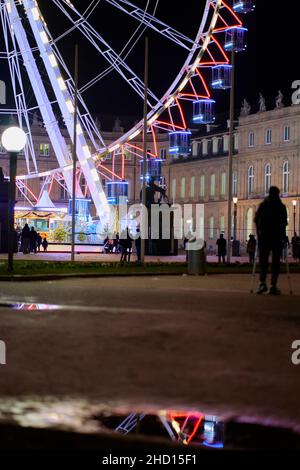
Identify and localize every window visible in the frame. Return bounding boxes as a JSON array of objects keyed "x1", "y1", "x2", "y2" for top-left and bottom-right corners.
[
  {"x1": 124, "y1": 147, "x2": 132, "y2": 161},
  {"x1": 220, "y1": 215, "x2": 225, "y2": 235},
  {"x1": 40, "y1": 143, "x2": 50, "y2": 156},
  {"x1": 233, "y1": 172, "x2": 238, "y2": 196},
  {"x1": 190, "y1": 176, "x2": 195, "y2": 198},
  {"x1": 160, "y1": 148, "x2": 167, "y2": 160},
  {"x1": 264, "y1": 163, "x2": 272, "y2": 194},
  {"x1": 60, "y1": 184, "x2": 69, "y2": 200},
  {"x1": 246, "y1": 208, "x2": 254, "y2": 240},
  {"x1": 284, "y1": 126, "x2": 290, "y2": 142},
  {"x1": 180, "y1": 177, "x2": 186, "y2": 199},
  {"x1": 192, "y1": 142, "x2": 198, "y2": 157},
  {"x1": 210, "y1": 174, "x2": 216, "y2": 198},
  {"x1": 234, "y1": 133, "x2": 239, "y2": 150},
  {"x1": 248, "y1": 166, "x2": 254, "y2": 195},
  {"x1": 212, "y1": 138, "x2": 219, "y2": 154},
  {"x1": 283, "y1": 161, "x2": 289, "y2": 194},
  {"x1": 209, "y1": 216, "x2": 214, "y2": 240},
  {"x1": 171, "y1": 178, "x2": 176, "y2": 201},
  {"x1": 223, "y1": 135, "x2": 229, "y2": 152},
  {"x1": 200, "y1": 175, "x2": 205, "y2": 198},
  {"x1": 221, "y1": 172, "x2": 226, "y2": 196},
  {"x1": 202, "y1": 139, "x2": 208, "y2": 155},
  {"x1": 265, "y1": 129, "x2": 272, "y2": 145},
  {"x1": 249, "y1": 131, "x2": 255, "y2": 147}
]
